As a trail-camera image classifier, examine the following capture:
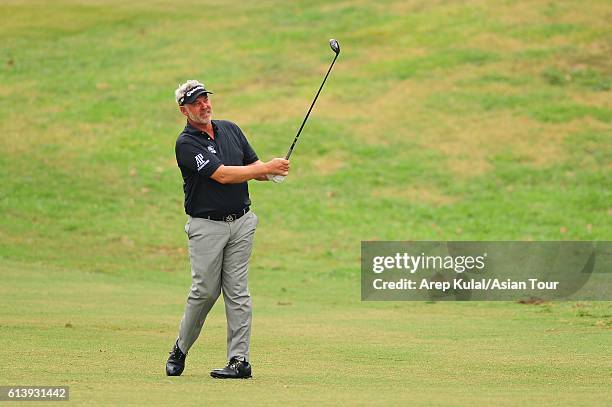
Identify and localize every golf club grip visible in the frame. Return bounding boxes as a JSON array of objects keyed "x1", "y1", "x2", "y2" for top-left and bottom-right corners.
[{"x1": 285, "y1": 52, "x2": 339, "y2": 160}]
